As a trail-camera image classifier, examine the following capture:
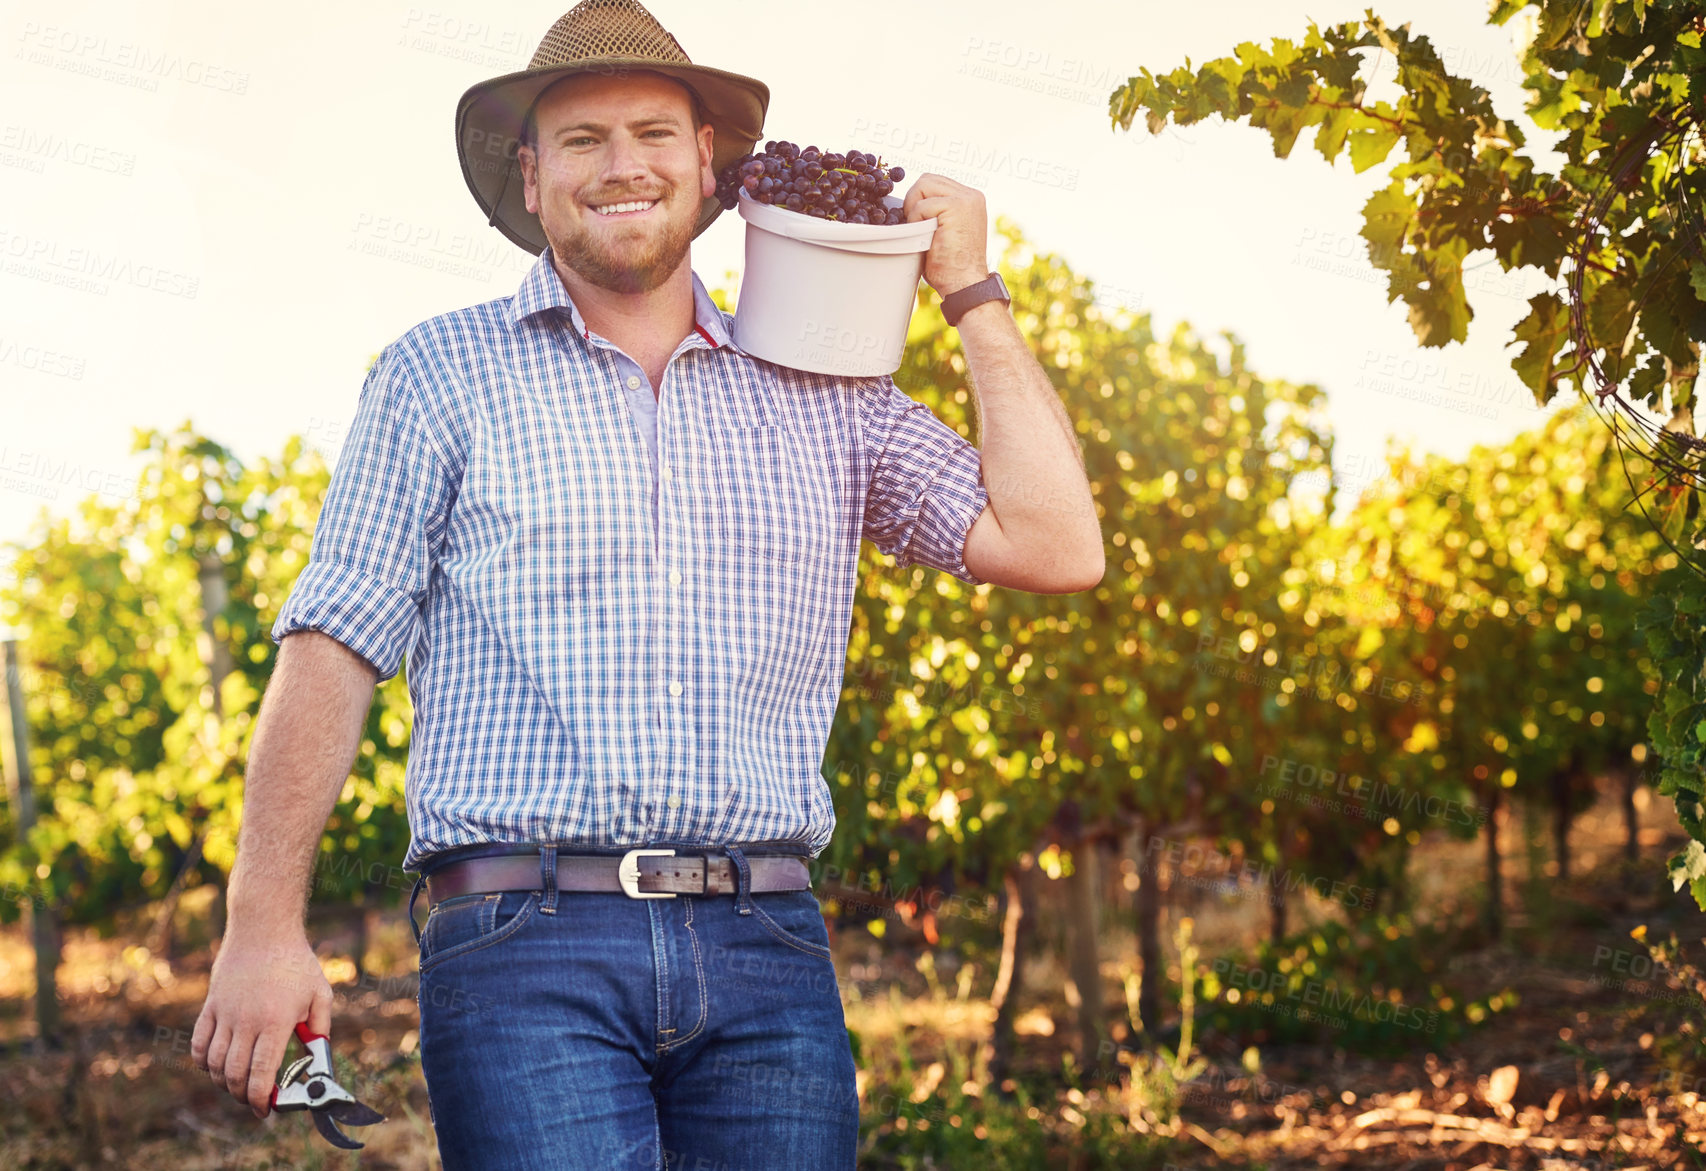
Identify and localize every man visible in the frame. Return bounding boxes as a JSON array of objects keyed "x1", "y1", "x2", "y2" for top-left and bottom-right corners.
[{"x1": 191, "y1": 1, "x2": 1102, "y2": 1167}]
